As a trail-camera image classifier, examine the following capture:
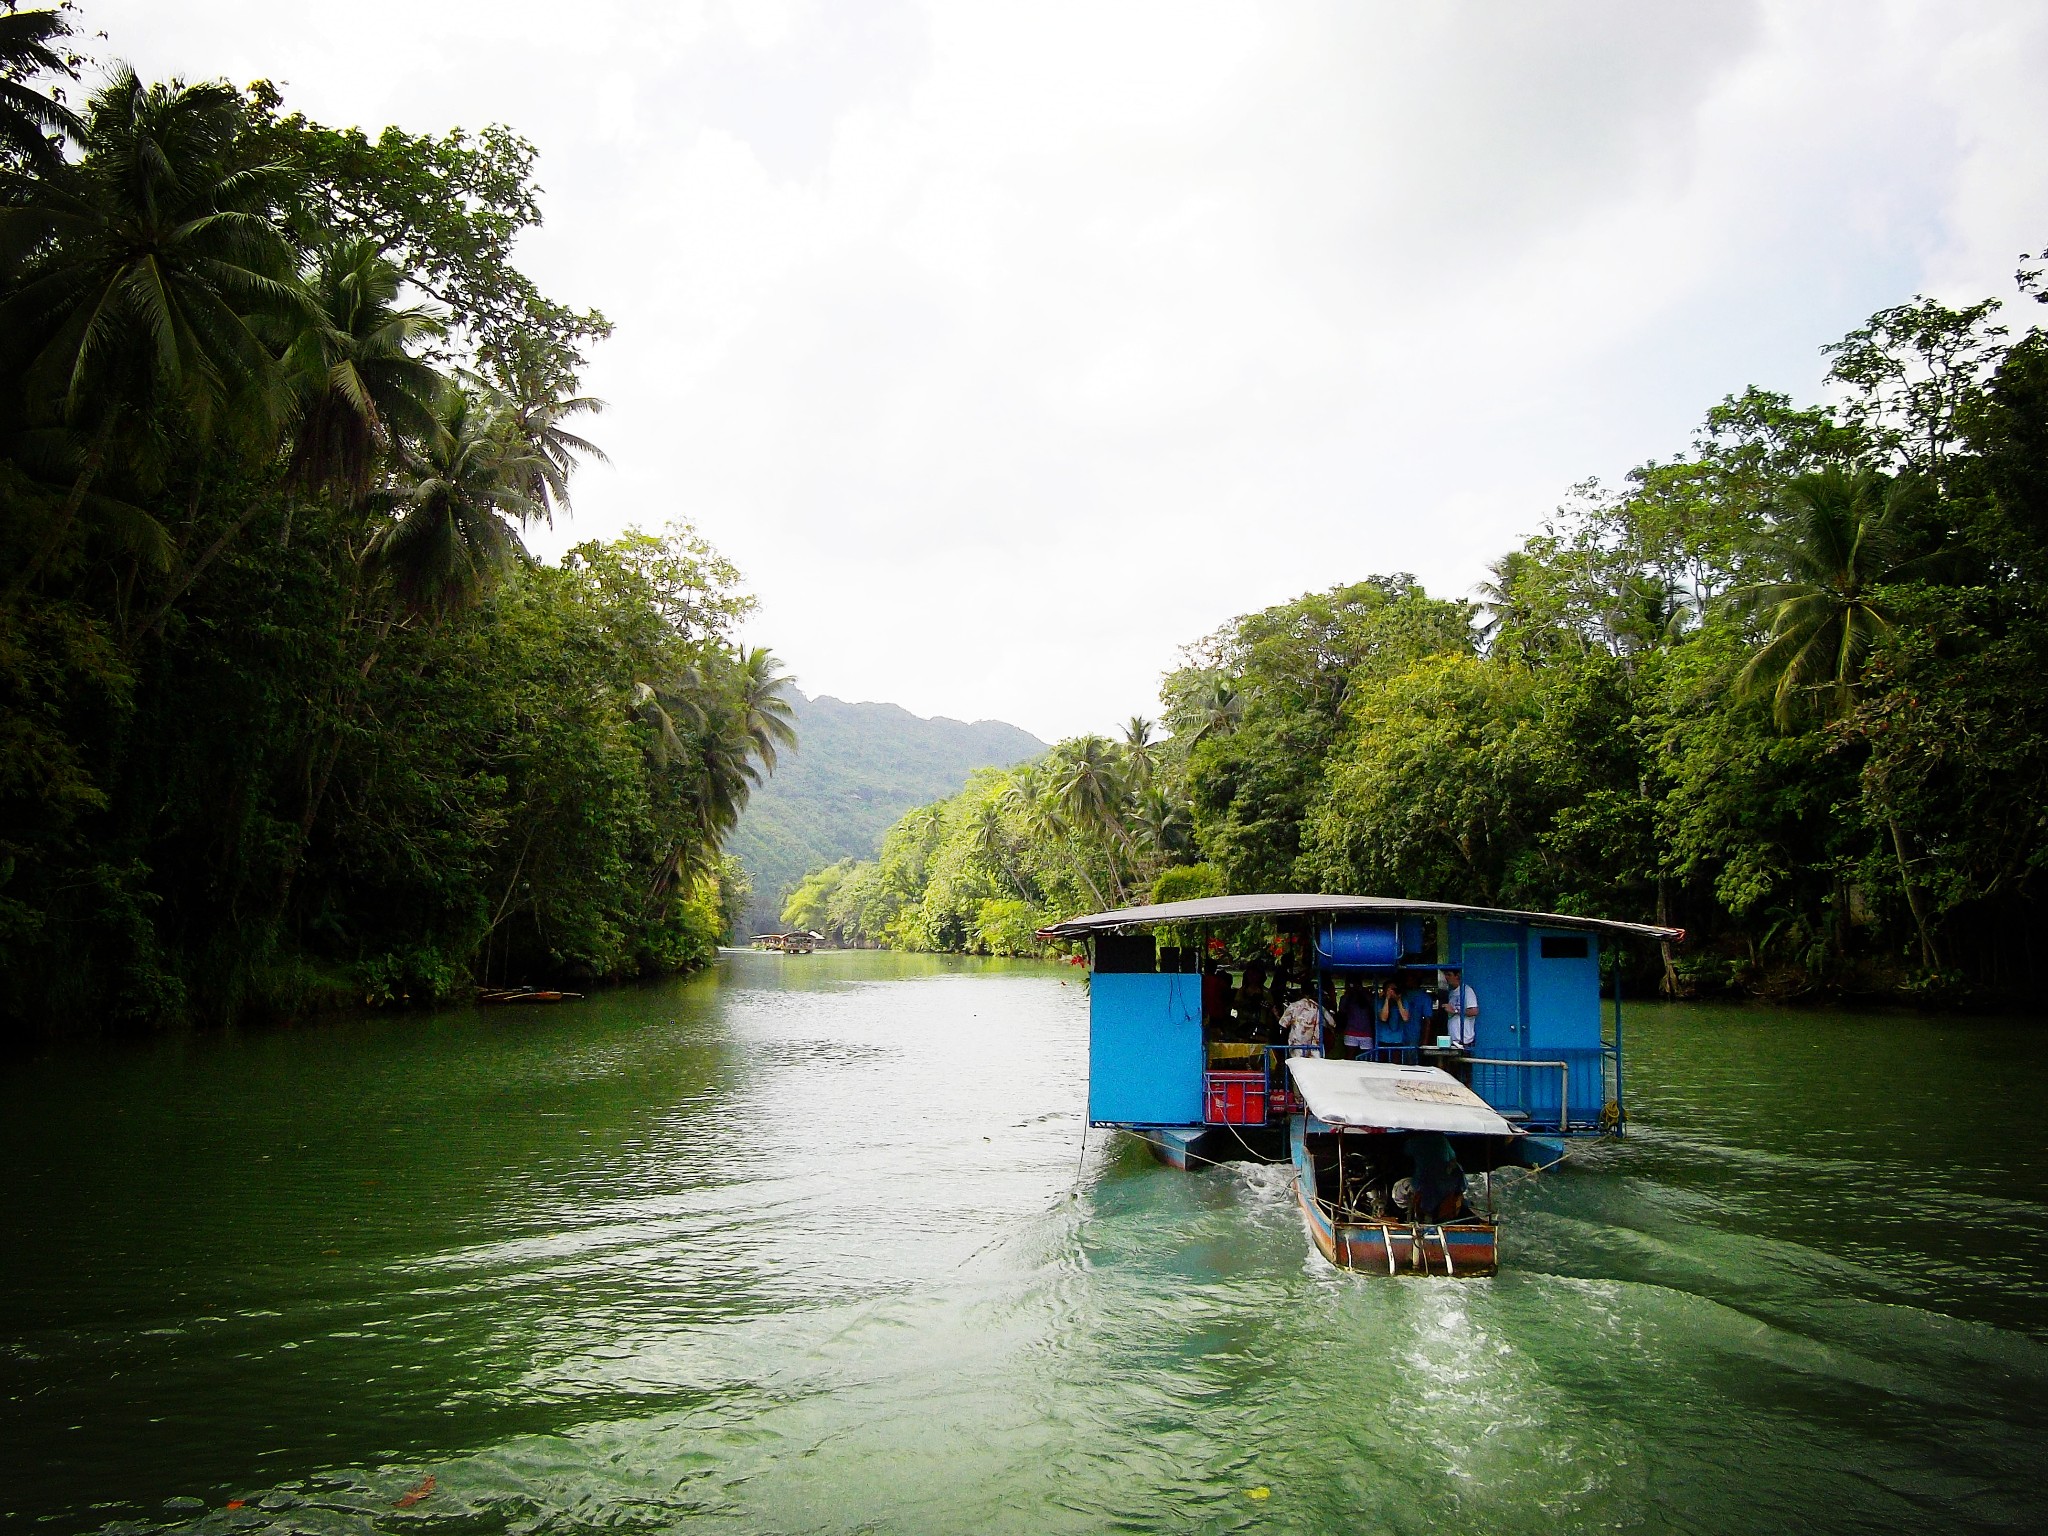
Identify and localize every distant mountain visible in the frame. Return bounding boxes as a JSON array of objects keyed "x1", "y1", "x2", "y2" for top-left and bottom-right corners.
[{"x1": 729, "y1": 691, "x2": 1046, "y2": 932}]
